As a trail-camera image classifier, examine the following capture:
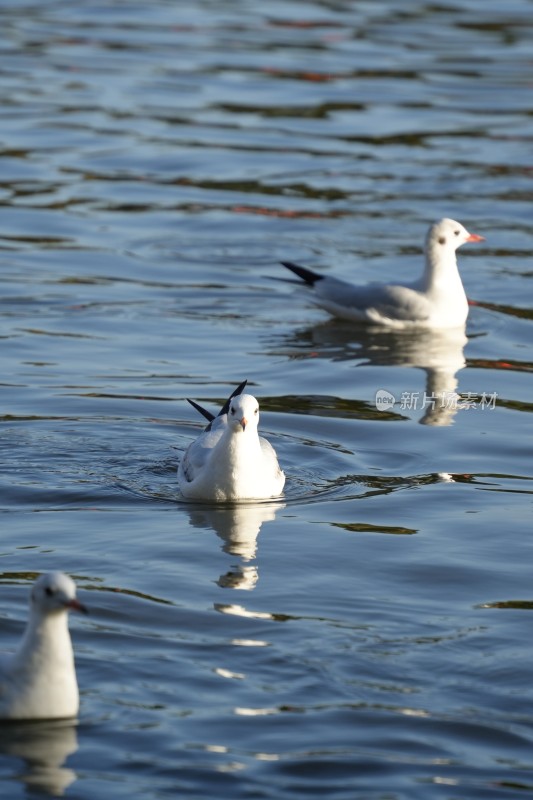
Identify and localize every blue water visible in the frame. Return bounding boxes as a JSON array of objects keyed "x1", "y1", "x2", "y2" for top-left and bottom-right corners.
[{"x1": 0, "y1": 1, "x2": 532, "y2": 797}]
